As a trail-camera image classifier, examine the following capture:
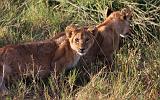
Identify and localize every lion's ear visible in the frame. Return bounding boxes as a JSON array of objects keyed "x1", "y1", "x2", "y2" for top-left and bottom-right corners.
[
  {"x1": 121, "y1": 8, "x2": 132, "y2": 20},
  {"x1": 65, "y1": 24, "x2": 77, "y2": 38},
  {"x1": 106, "y1": 8, "x2": 113, "y2": 17},
  {"x1": 88, "y1": 26, "x2": 98, "y2": 37}
]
